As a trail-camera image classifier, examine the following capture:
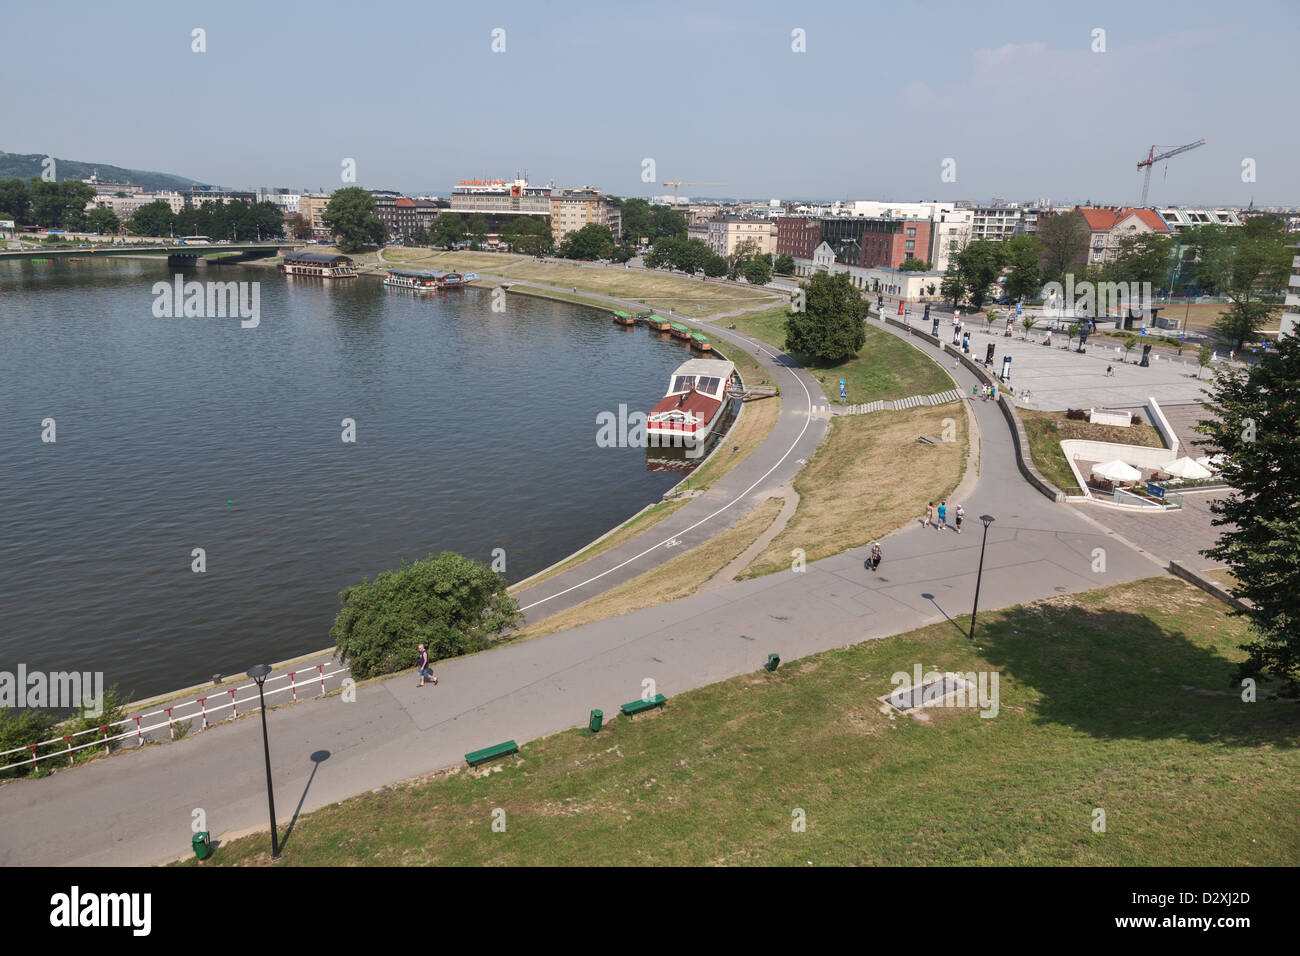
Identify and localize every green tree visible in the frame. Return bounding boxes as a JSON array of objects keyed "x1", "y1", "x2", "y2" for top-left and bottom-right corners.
[
  {"x1": 644, "y1": 236, "x2": 678, "y2": 270},
  {"x1": 558, "y1": 222, "x2": 614, "y2": 260},
  {"x1": 1067, "y1": 321, "x2": 1081, "y2": 350},
  {"x1": 240, "y1": 200, "x2": 284, "y2": 240},
  {"x1": 431, "y1": 212, "x2": 465, "y2": 247},
  {"x1": 28, "y1": 178, "x2": 94, "y2": 229},
  {"x1": 1003, "y1": 235, "x2": 1042, "y2": 302},
  {"x1": 743, "y1": 253, "x2": 772, "y2": 286},
  {"x1": 1211, "y1": 216, "x2": 1292, "y2": 350},
  {"x1": 898, "y1": 257, "x2": 931, "y2": 271},
  {"x1": 331, "y1": 552, "x2": 522, "y2": 680},
  {"x1": 1122, "y1": 334, "x2": 1138, "y2": 362},
  {"x1": 703, "y1": 253, "x2": 727, "y2": 277},
  {"x1": 619, "y1": 198, "x2": 653, "y2": 243},
  {"x1": 85, "y1": 206, "x2": 120, "y2": 235},
  {"x1": 466, "y1": 213, "x2": 489, "y2": 241},
  {"x1": 672, "y1": 237, "x2": 712, "y2": 275},
  {"x1": 1021, "y1": 315, "x2": 1038, "y2": 339},
  {"x1": 774, "y1": 253, "x2": 796, "y2": 275},
  {"x1": 955, "y1": 240, "x2": 1006, "y2": 311},
  {"x1": 650, "y1": 205, "x2": 688, "y2": 241},
  {"x1": 1196, "y1": 335, "x2": 1300, "y2": 692},
  {"x1": 0, "y1": 178, "x2": 30, "y2": 222},
  {"x1": 322, "y1": 187, "x2": 386, "y2": 252},
  {"x1": 941, "y1": 262, "x2": 965, "y2": 307},
  {"x1": 1196, "y1": 343, "x2": 1213, "y2": 378},
  {"x1": 610, "y1": 243, "x2": 636, "y2": 263},
  {"x1": 285, "y1": 213, "x2": 313, "y2": 240},
  {"x1": 726, "y1": 238, "x2": 758, "y2": 280},
  {"x1": 785, "y1": 272, "x2": 868, "y2": 362},
  {"x1": 1109, "y1": 232, "x2": 1173, "y2": 289},
  {"x1": 1182, "y1": 223, "x2": 1236, "y2": 295},
  {"x1": 1037, "y1": 211, "x2": 1089, "y2": 286},
  {"x1": 127, "y1": 199, "x2": 178, "y2": 238}
]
